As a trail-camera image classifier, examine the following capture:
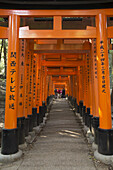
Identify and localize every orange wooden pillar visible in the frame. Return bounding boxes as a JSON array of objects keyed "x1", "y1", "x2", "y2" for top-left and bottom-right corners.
[
  {"x1": 50, "y1": 76, "x2": 53, "y2": 96},
  {"x1": 49, "y1": 76, "x2": 51, "y2": 96},
  {"x1": 92, "y1": 39, "x2": 99, "y2": 118},
  {"x1": 32, "y1": 53, "x2": 38, "y2": 127},
  {"x1": 38, "y1": 57, "x2": 44, "y2": 123},
  {"x1": 39, "y1": 65, "x2": 43, "y2": 107},
  {"x1": 69, "y1": 76, "x2": 72, "y2": 97},
  {"x1": 76, "y1": 67, "x2": 80, "y2": 106},
  {"x1": 45, "y1": 75, "x2": 49, "y2": 102},
  {"x1": 82, "y1": 57, "x2": 87, "y2": 120},
  {"x1": 68, "y1": 76, "x2": 71, "y2": 97},
  {"x1": 78, "y1": 66, "x2": 84, "y2": 116},
  {"x1": 42, "y1": 66, "x2": 47, "y2": 117},
  {"x1": 72, "y1": 76, "x2": 76, "y2": 98},
  {"x1": 44, "y1": 67, "x2": 47, "y2": 103},
  {"x1": 91, "y1": 39, "x2": 99, "y2": 145},
  {"x1": 36, "y1": 55, "x2": 41, "y2": 125},
  {"x1": 82, "y1": 53, "x2": 91, "y2": 126},
  {"x1": 89, "y1": 52, "x2": 93, "y2": 115},
  {"x1": 67, "y1": 76, "x2": 70, "y2": 96},
  {"x1": 86, "y1": 53, "x2": 90, "y2": 109},
  {"x1": 39, "y1": 56, "x2": 47, "y2": 123},
  {"x1": 1, "y1": 14, "x2": 20, "y2": 155},
  {"x1": 27, "y1": 42, "x2": 34, "y2": 132},
  {"x1": 83, "y1": 59, "x2": 87, "y2": 107},
  {"x1": 24, "y1": 40, "x2": 30, "y2": 136},
  {"x1": 73, "y1": 71, "x2": 79, "y2": 112},
  {"x1": 96, "y1": 13, "x2": 113, "y2": 155},
  {"x1": 41, "y1": 66, "x2": 45, "y2": 104},
  {"x1": 86, "y1": 51, "x2": 94, "y2": 129},
  {"x1": 17, "y1": 39, "x2": 26, "y2": 145},
  {"x1": 79, "y1": 66, "x2": 84, "y2": 102},
  {"x1": 48, "y1": 76, "x2": 51, "y2": 96}
]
